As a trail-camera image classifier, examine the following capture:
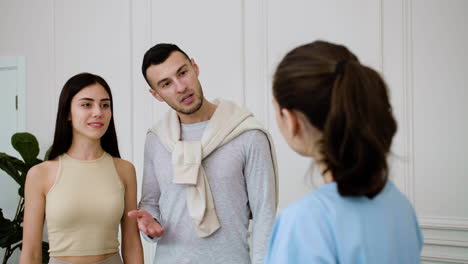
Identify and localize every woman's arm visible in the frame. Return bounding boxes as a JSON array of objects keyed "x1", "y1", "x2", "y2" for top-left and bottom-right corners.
[
  {"x1": 115, "y1": 159, "x2": 144, "y2": 264},
  {"x1": 19, "y1": 164, "x2": 47, "y2": 264}
]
